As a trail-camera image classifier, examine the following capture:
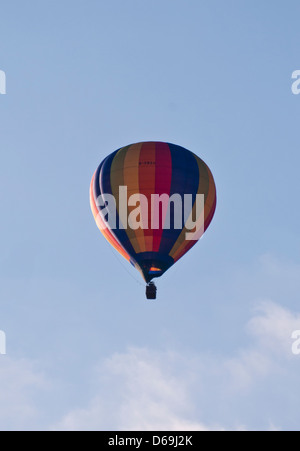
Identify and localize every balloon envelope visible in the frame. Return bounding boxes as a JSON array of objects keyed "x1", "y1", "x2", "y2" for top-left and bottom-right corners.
[{"x1": 90, "y1": 142, "x2": 216, "y2": 282}]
